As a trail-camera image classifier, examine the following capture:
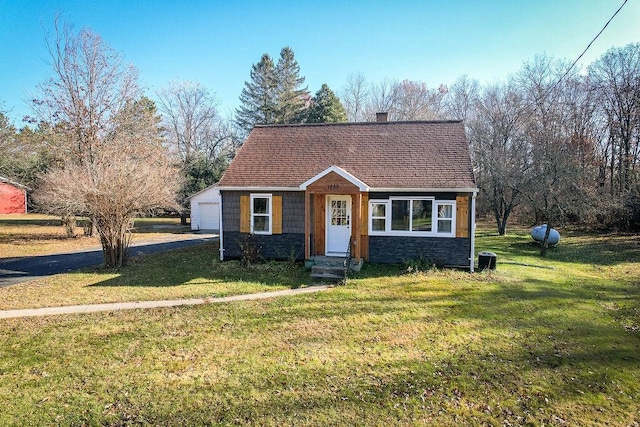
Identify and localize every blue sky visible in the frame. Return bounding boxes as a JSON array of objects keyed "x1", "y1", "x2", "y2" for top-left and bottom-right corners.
[{"x1": 0, "y1": 0, "x2": 638, "y2": 126}]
